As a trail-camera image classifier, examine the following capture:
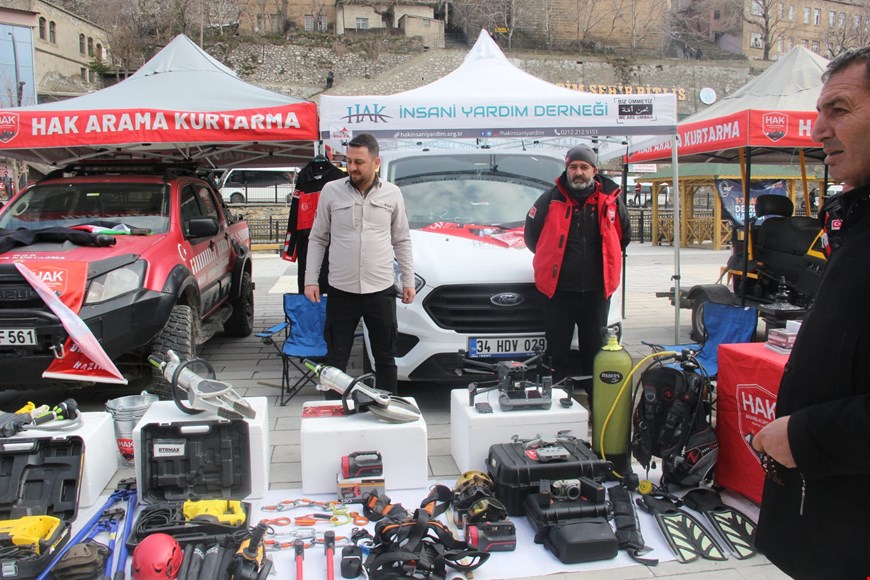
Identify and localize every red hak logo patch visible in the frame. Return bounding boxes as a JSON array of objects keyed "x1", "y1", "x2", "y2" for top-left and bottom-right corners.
[
  {"x1": 0, "y1": 112, "x2": 19, "y2": 144},
  {"x1": 528, "y1": 206, "x2": 537, "y2": 219},
  {"x1": 761, "y1": 112, "x2": 788, "y2": 143}
]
